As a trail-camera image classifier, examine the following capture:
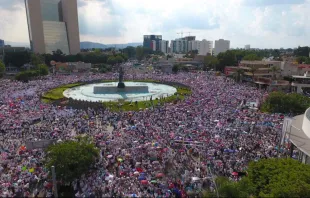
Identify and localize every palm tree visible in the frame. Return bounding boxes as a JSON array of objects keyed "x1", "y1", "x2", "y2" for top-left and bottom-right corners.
[
  {"x1": 233, "y1": 68, "x2": 244, "y2": 83},
  {"x1": 270, "y1": 66, "x2": 280, "y2": 80},
  {"x1": 249, "y1": 66, "x2": 258, "y2": 82}
]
